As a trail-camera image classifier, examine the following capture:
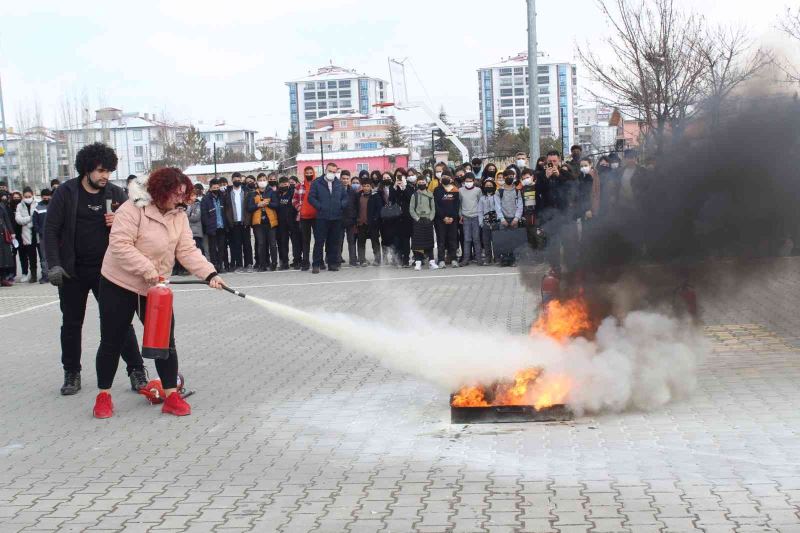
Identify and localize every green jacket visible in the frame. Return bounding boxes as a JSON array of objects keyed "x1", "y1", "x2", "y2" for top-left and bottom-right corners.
[{"x1": 409, "y1": 190, "x2": 436, "y2": 221}]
